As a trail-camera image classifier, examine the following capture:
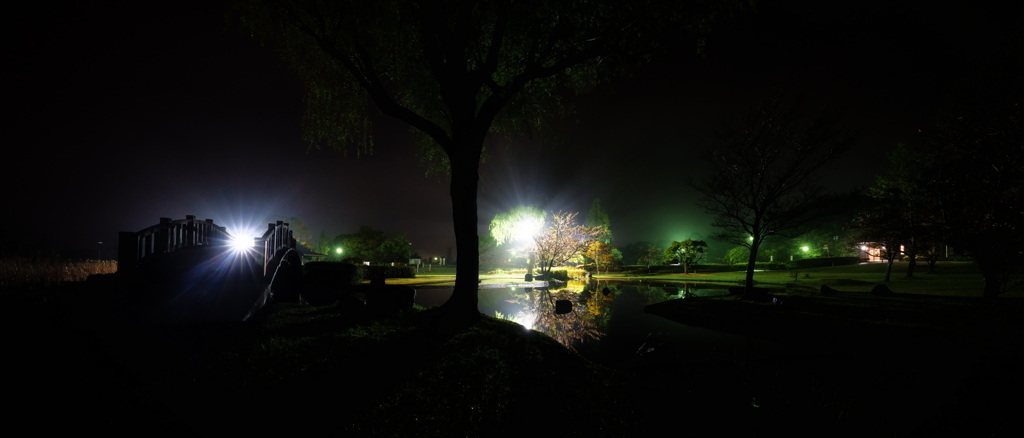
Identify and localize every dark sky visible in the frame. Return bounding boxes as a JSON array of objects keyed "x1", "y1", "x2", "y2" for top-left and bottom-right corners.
[{"x1": 4, "y1": 0, "x2": 1021, "y2": 260}]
